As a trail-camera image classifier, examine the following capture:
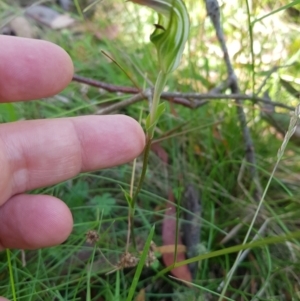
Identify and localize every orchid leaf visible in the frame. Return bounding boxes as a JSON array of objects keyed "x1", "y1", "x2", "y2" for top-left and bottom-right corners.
[
  {"x1": 145, "y1": 102, "x2": 166, "y2": 136},
  {"x1": 145, "y1": 114, "x2": 152, "y2": 132},
  {"x1": 155, "y1": 102, "x2": 166, "y2": 121},
  {"x1": 120, "y1": 185, "x2": 133, "y2": 208}
]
